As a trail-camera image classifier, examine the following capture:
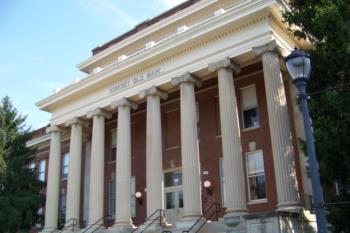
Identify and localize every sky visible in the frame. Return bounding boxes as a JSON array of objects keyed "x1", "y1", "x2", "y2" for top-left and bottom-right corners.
[{"x1": 0, "y1": 0, "x2": 186, "y2": 130}]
